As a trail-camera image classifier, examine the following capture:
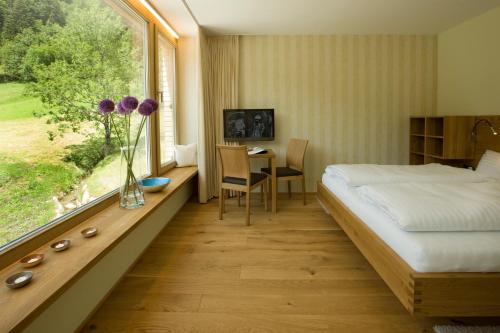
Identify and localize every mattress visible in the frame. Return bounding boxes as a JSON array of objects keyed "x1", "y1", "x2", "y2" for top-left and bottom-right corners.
[{"x1": 321, "y1": 173, "x2": 500, "y2": 273}]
